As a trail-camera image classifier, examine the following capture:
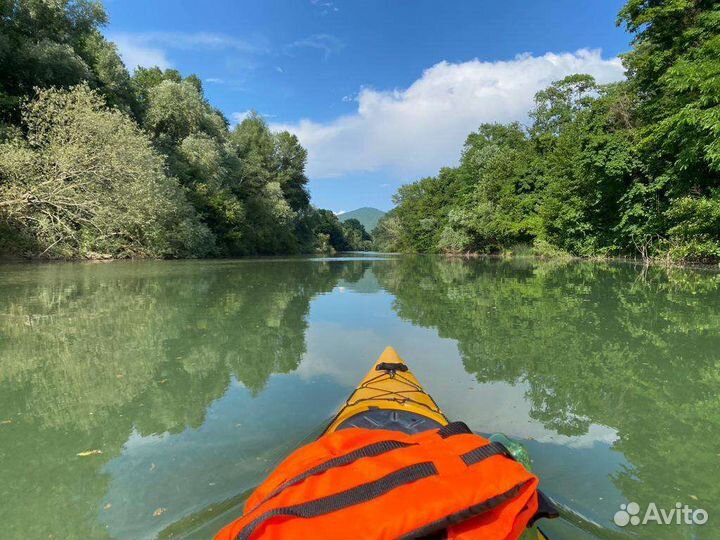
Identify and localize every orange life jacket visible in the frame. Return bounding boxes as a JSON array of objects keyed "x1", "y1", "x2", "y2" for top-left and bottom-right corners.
[{"x1": 215, "y1": 422, "x2": 549, "y2": 540}]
